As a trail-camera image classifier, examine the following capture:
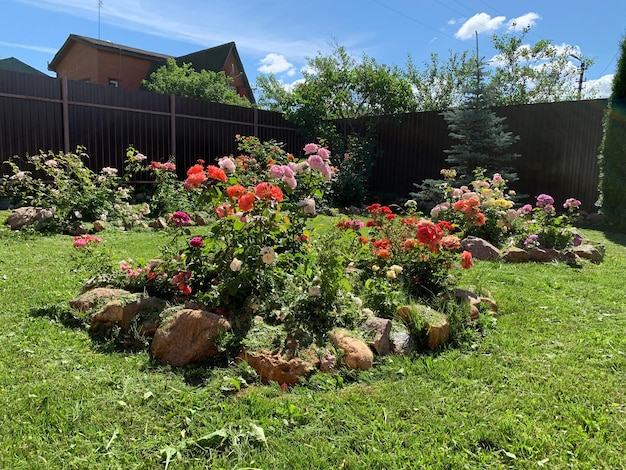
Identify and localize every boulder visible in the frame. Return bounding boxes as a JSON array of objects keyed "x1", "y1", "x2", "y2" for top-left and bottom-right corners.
[
  {"x1": 89, "y1": 295, "x2": 166, "y2": 332},
  {"x1": 461, "y1": 236, "x2": 501, "y2": 261},
  {"x1": 390, "y1": 328, "x2": 416, "y2": 356},
  {"x1": 6, "y1": 206, "x2": 55, "y2": 230},
  {"x1": 67, "y1": 225, "x2": 87, "y2": 236},
  {"x1": 237, "y1": 350, "x2": 318, "y2": 385},
  {"x1": 360, "y1": 317, "x2": 392, "y2": 355},
  {"x1": 69, "y1": 287, "x2": 130, "y2": 312},
  {"x1": 397, "y1": 305, "x2": 450, "y2": 349},
  {"x1": 528, "y1": 247, "x2": 562, "y2": 263},
  {"x1": 150, "y1": 309, "x2": 230, "y2": 367},
  {"x1": 319, "y1": 349, "x2": 338, "y2": 373},
  {"x1": 93, "y1": 220, "x2": 106, "y2": 232},
  {"x1": 424, "y1": 315, "x2": 450, "y2": 350},
  {"x1": 574, "y1": 244, "x2": 604, "y2": 263},
  {"x1": 452, "y1": 288, "x2": 498, "y2": 321},
  {"x1": 501, "y1": 247, "x2": 529, "y2": 263},
  {"x1": 329, "y1": 329, "x2": 374, "y2": 371},
  {"x1": 149, "y1": 217, "x2": 168, "y2": 229}
]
